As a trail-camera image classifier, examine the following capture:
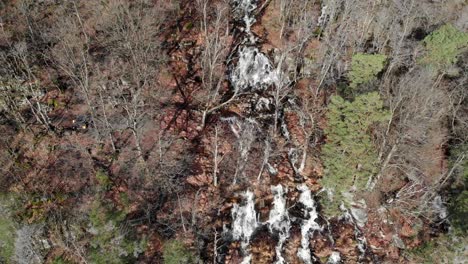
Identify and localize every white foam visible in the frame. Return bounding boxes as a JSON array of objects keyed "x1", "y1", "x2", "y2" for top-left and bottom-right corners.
[
  {"x1": 267, "y1": 185, "x2": 291, "y2": 264},
  {"x1": 232, "y1": 191, "x2": 258, "y2": 263},
  {"x1": 231, "y1": 46, "x2": 278, "y2": 92},
  {"x1": 297, "y1": 184, "x2": 322, "y2": 264},
  {"x1": 232, "y1": 0, "x2": 258, "y2": 41},
  {"x1": 327, "y1": 251, "x2": 341, "y2": 264}
]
